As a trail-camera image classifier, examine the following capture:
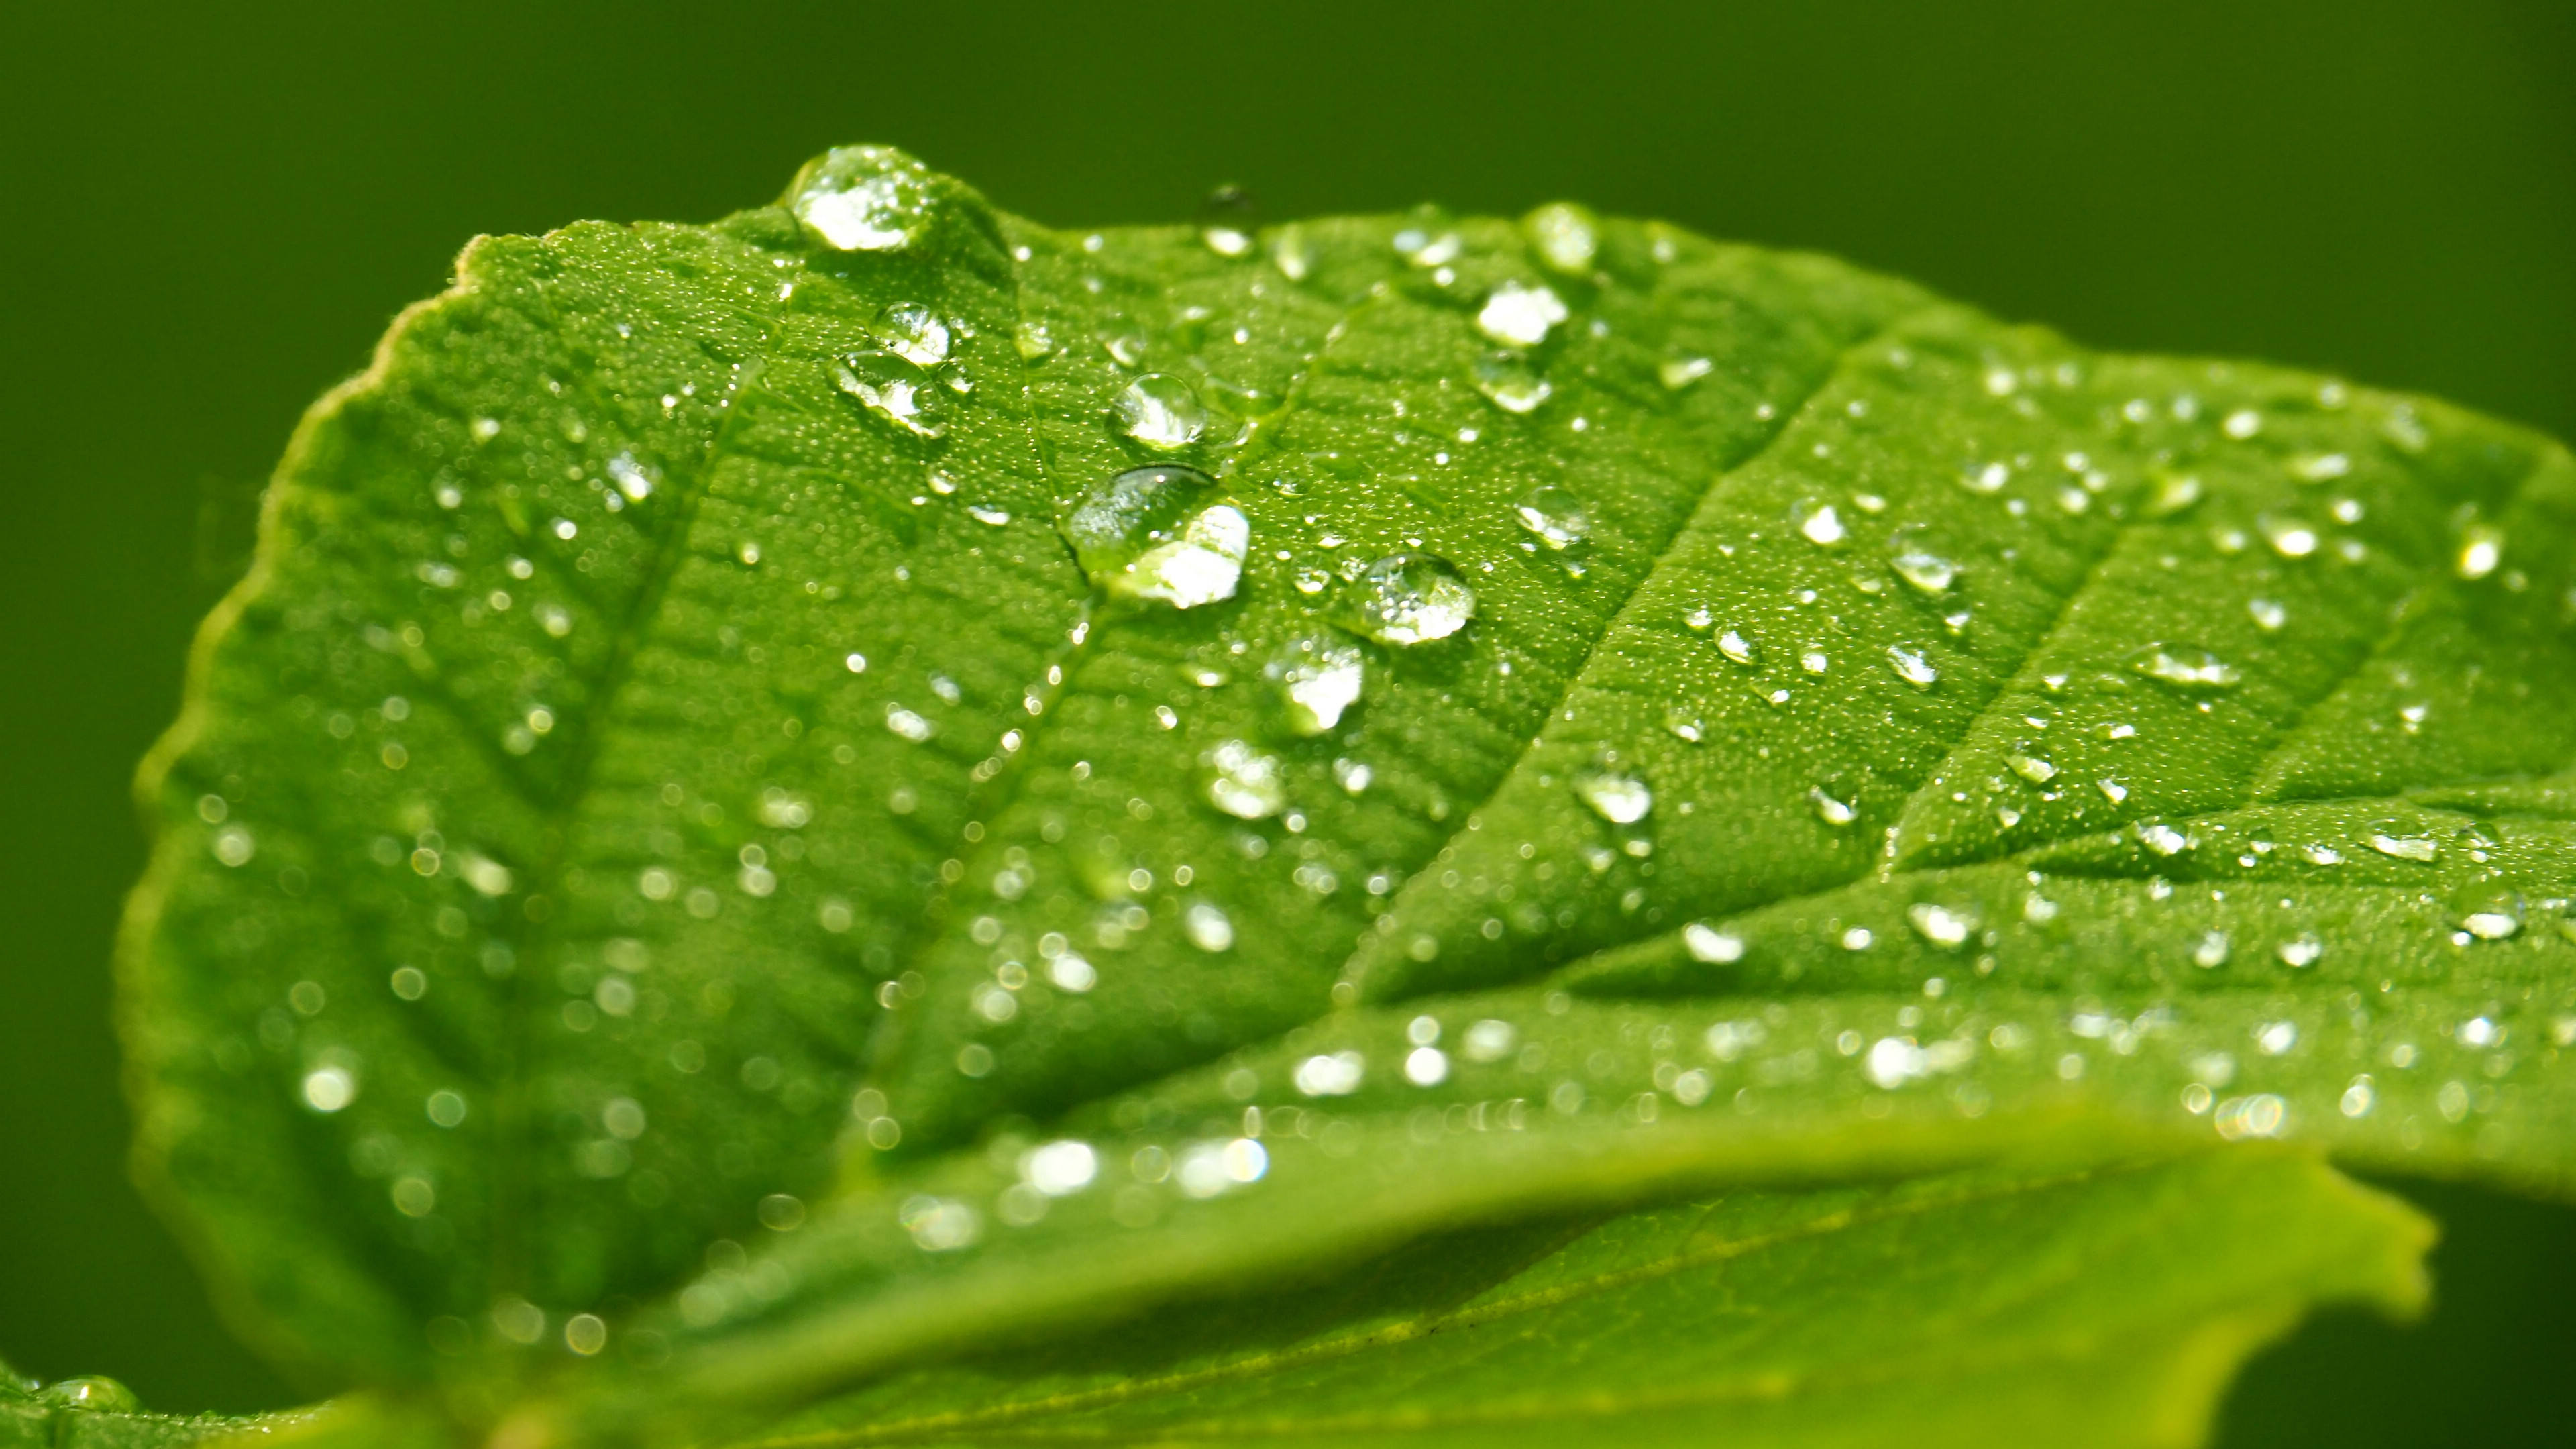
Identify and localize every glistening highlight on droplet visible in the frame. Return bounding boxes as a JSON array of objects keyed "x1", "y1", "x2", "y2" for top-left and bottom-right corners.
[{"x1": 1058, "y1": 466, "x2": 1249, "y2": 610}]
